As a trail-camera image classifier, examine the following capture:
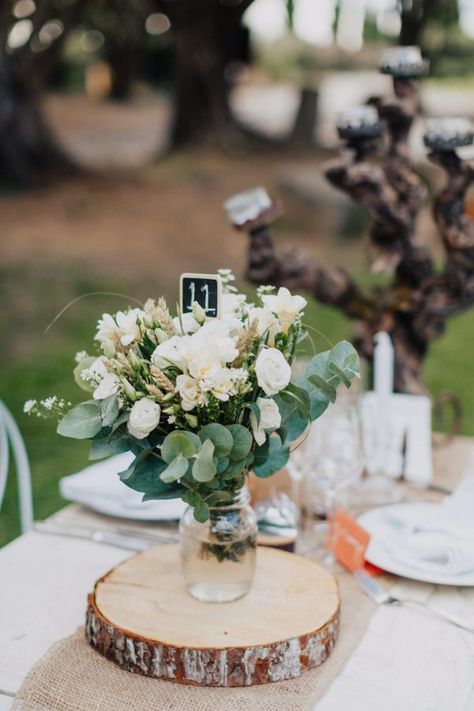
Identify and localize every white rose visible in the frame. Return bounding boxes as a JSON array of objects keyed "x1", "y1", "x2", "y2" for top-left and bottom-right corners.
[
  {"x1": 249, "y1": 306, "x2": 281, "y2": 345},
  {"x1": 250, "y1": 397, "x2": 281, "y2": 446},
  {"x1": 93, "y1": 373, "x2": 121, "y2": 400},
  {"x1": 127, "y1": 398, "x2": 161, "y2": 439},
  {"x1": 255, "y1": 348, "x2": 291, "y2": 396},
  {"x1": 151, "y1": 336, "x2": 188, "y2": 372},
  {"x1": 261, "y1": 287, "x2": 307, "y2": 333},
  {"x1": 176, "y1": 374, "x2": 202, "y2": 411}
]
